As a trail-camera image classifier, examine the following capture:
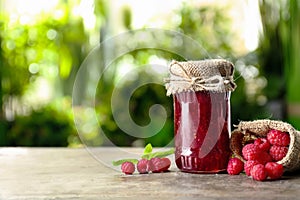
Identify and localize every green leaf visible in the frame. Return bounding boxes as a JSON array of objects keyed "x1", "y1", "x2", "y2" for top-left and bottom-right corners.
[
  {"x1": 112, "y1": 158, "x2": 138, "y2": 166},
  {"x1": 143, "y1": 143, "x2": 153, "y2": 154},
  {"x1": 141, "y1": 148, "x2": 174, "y2": 160},
  {"x1": 150, "y1": 148, "x2": 175, "y2": 158}
]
